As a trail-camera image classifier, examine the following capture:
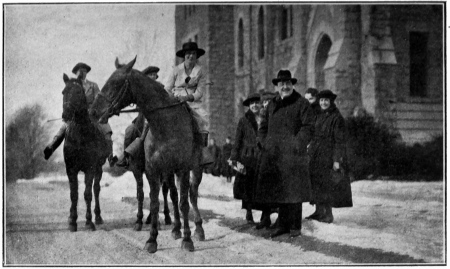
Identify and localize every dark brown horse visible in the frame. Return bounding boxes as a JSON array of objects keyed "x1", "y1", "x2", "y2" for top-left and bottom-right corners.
[
  {"x1": 61, "y1": 74, "x2": 107, "y2": 232},
  {"x1": 90, "y1": 57, "x2": 205, "y2": 253}
]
